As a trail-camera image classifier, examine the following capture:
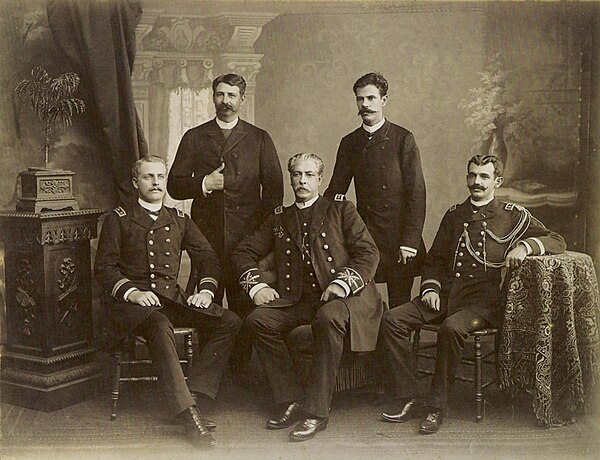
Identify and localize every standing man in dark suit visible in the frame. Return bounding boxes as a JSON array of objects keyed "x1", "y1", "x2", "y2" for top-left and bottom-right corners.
[
  {"x1": 168, "y1": 73, "x2": 284, "y2": 320},
  {"x1": 95, "y1": 156, "x2": 242, "y2": 448},
  {"x1": 379, "y1": 154, "x2": 566, "y2": 434},
  {"x1": 233, "y1": 153, "x2": 383, "y2": 442},
  {"x1": 325, "y1": 72, "x2": 426, "y2": 307}
]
